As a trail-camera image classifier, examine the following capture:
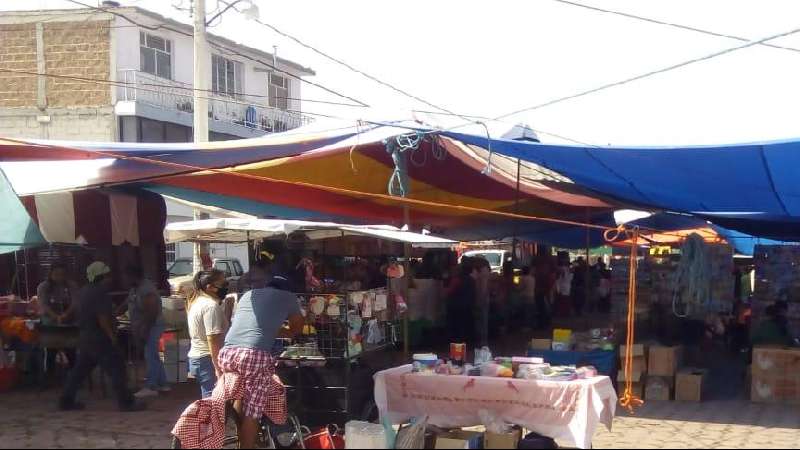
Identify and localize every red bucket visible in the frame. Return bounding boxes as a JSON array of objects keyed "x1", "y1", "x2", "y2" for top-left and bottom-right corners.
[{"x1": 0, "y1": 368, "x2": 18, "y2": 393}]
